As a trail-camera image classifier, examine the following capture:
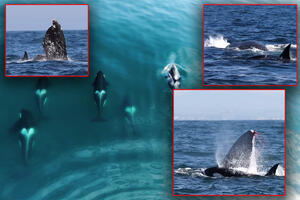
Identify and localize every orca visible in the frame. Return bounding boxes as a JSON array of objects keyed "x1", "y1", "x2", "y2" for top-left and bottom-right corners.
[
  {"x1": 228, "y1": 41, "x2": 268, "y2": 51},
  {"x1": 204, "y1": 163, "x2": 280, "y2": 177},
  {"x1": 92, "y1": 70, "x2": 108, "y2": 121},
  {"x1": 13, "y1": 109, "x2": 36, "y2": 165},
  {"x1": 123, "y1": 95, "x2": 137, "y2": 134},
  {"x1": 163, "y1": 63, "x2": 181, "y2": 89},
  {"x1": 35, "y1": 77, "x2": 50, "y2": 119},
  {"x1": 22, "y1": 51, "x2": 28, "y2": 61},
  {"x1": 202, "y1": 130, "x2": 281, "y2": 177},
  {"x1": 248, "y1": 44, "x2": 291, "y2": 61}
]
